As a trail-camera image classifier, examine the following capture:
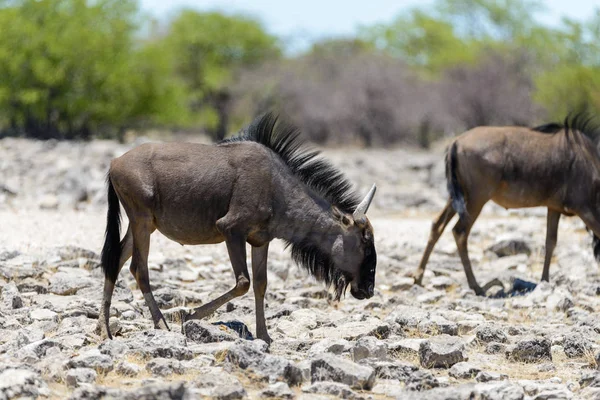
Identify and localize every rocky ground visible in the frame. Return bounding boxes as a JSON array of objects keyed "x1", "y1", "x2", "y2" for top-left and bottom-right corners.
[{"x1": 2, "y1": 137, "x2": 600, "y2": 399}]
